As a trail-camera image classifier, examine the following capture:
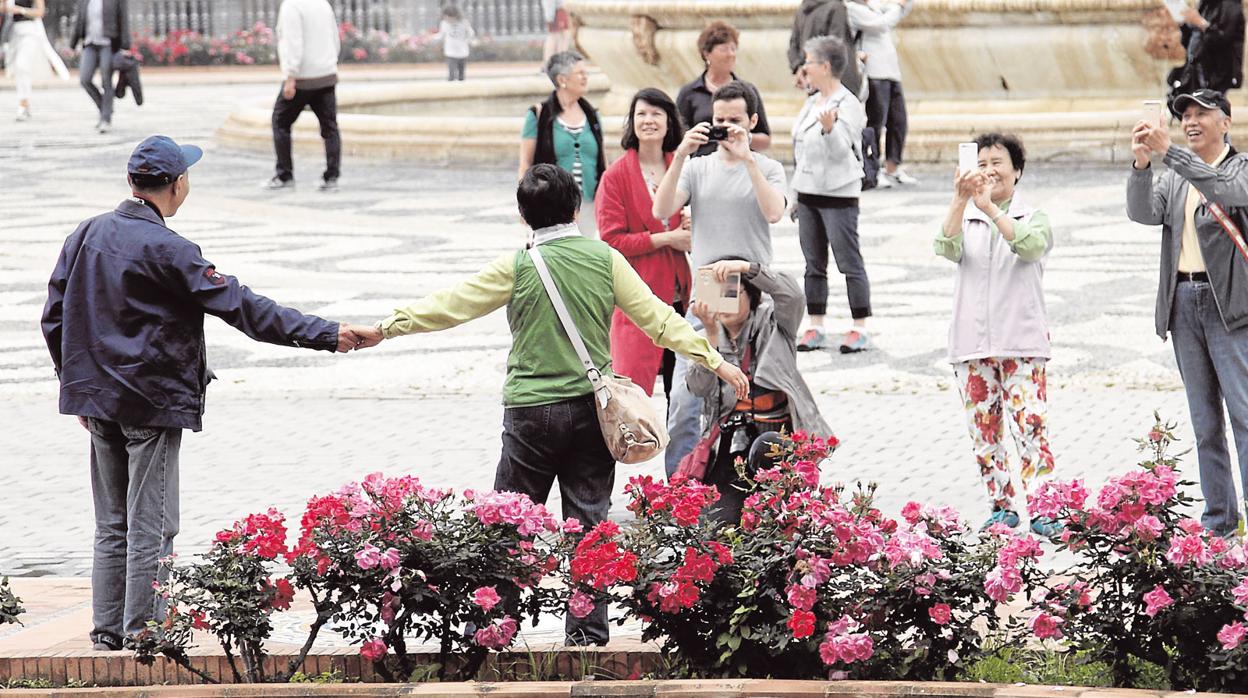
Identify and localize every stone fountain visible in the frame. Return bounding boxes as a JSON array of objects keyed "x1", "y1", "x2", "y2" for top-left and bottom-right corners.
[{"x1": 217, "y1": 0, "x2": 1246, "y2": 165}]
